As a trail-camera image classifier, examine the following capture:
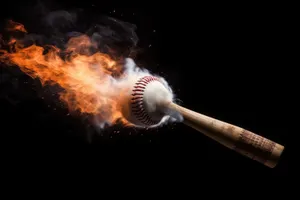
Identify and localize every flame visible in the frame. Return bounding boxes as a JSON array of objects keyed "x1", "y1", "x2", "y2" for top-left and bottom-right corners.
[
  {"x1": 0, "y1": 20, "x2": 131, "y2": 126},
  {"x1": 6, "y1": 20, "x2": 27, "y2": 33}
]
